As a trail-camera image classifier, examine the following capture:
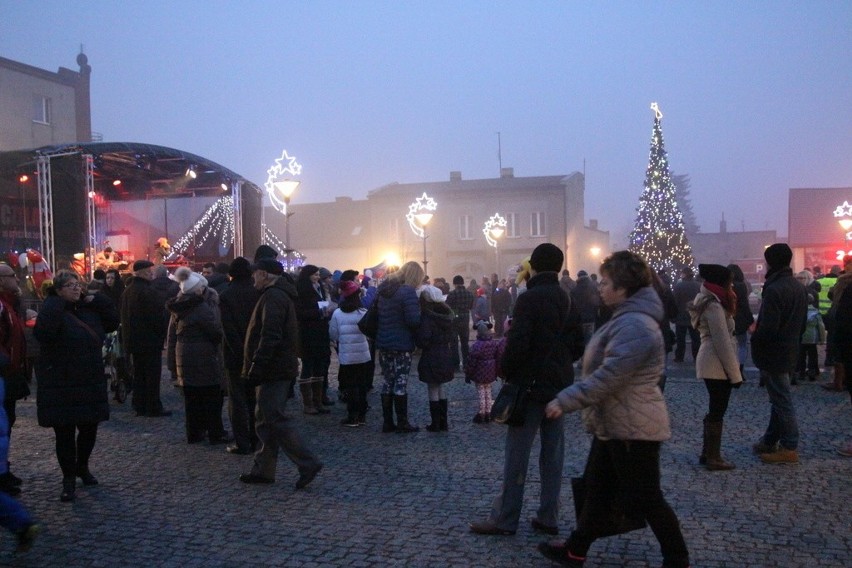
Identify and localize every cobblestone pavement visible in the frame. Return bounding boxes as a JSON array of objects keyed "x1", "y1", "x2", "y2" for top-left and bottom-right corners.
[{"x1": 2, "y1": 356, "x2": 850, "y2": 567}]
